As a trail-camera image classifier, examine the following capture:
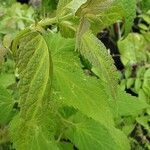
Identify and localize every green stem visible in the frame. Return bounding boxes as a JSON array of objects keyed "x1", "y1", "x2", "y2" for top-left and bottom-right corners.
[
  {"x1": 38, "y1": 13, "x2": 73, "y2": 27},
  {"x1": 38, "y1": 17, "x2": 58, "y2": 27}
]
